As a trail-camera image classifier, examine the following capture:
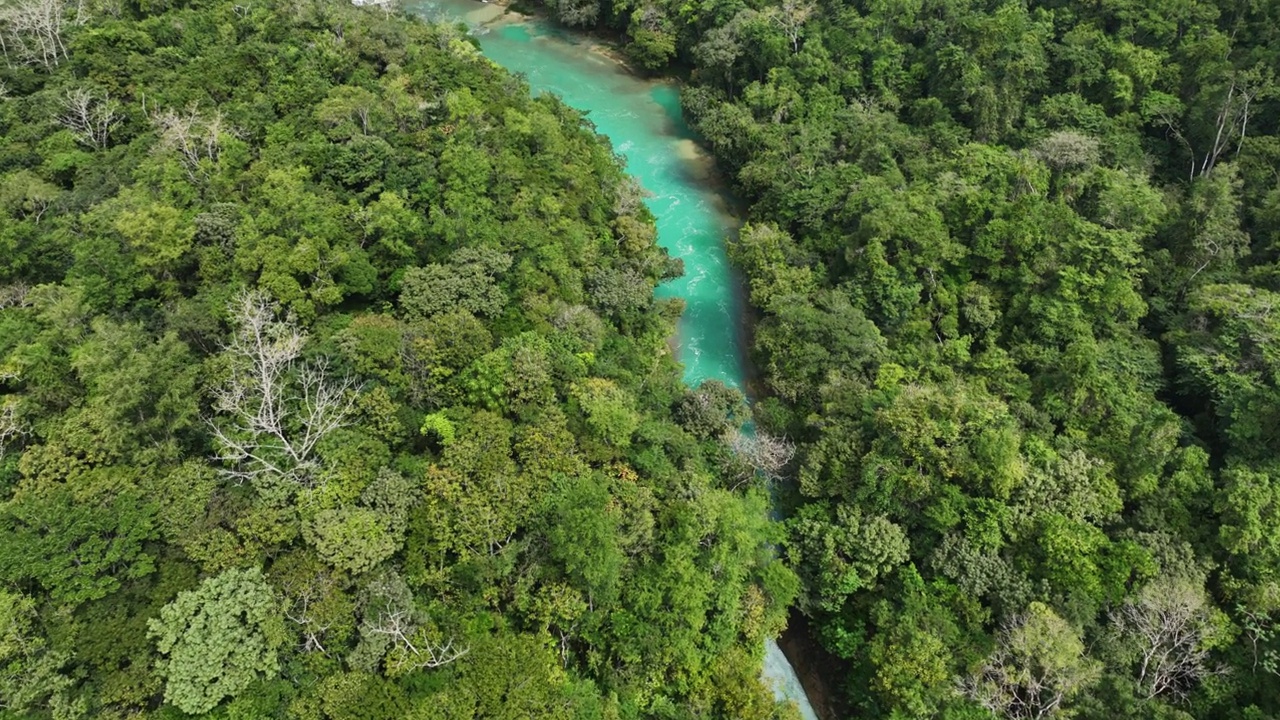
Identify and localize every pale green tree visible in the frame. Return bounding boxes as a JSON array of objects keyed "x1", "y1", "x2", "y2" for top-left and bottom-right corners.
[
  {"x1": 399, "y1": 248, "x2": 511, "y2": 321},
  {"x1": 148, "y1": 567, "x2": 285, "y2": 714},
  {"x1": 304, "y1": 507, "x2": 399, "y2": 575},
  {"x1": 571, "y1": 378, "x2": 640, "y2": 449},
  {"x1": 961, "y1": 602, "x2": 1100, "y2": 719}
]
